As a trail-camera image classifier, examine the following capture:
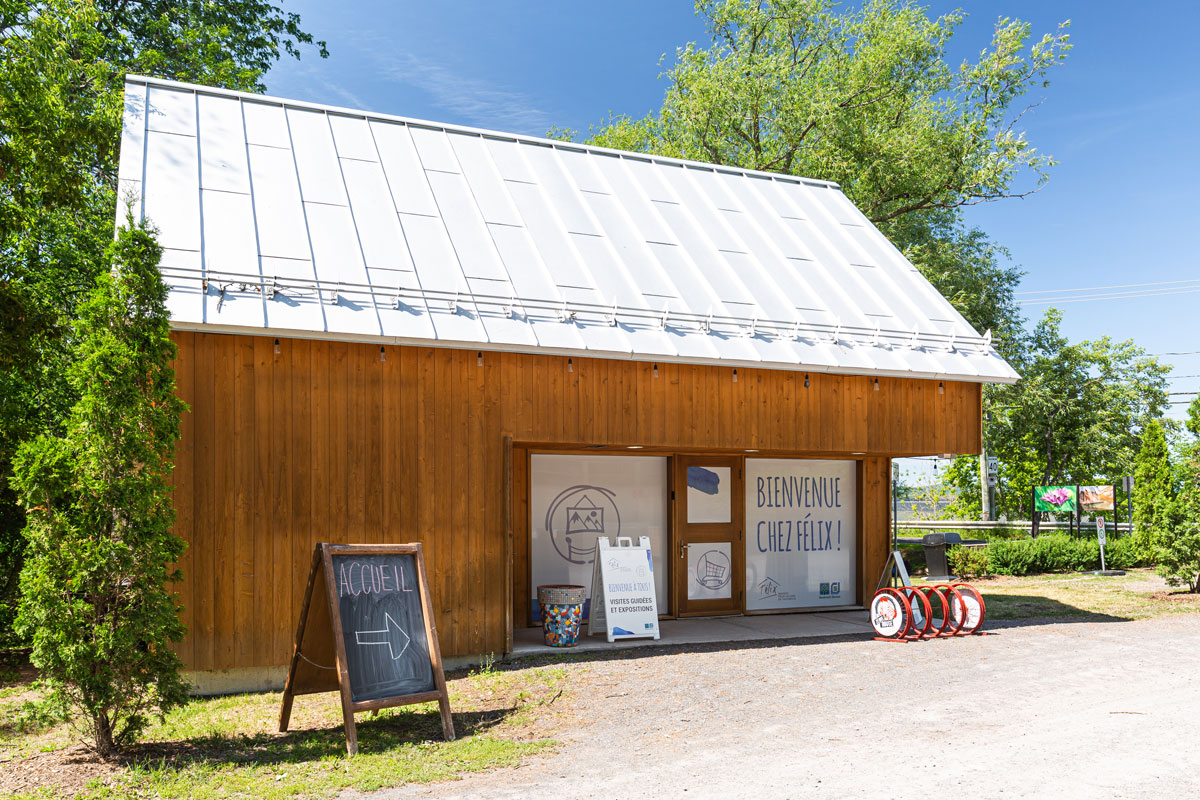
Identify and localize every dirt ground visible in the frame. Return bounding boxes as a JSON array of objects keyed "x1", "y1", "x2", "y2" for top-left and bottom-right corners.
[{"x1": 360, "y1": 614, "x2": 1200, "y2": 800}]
